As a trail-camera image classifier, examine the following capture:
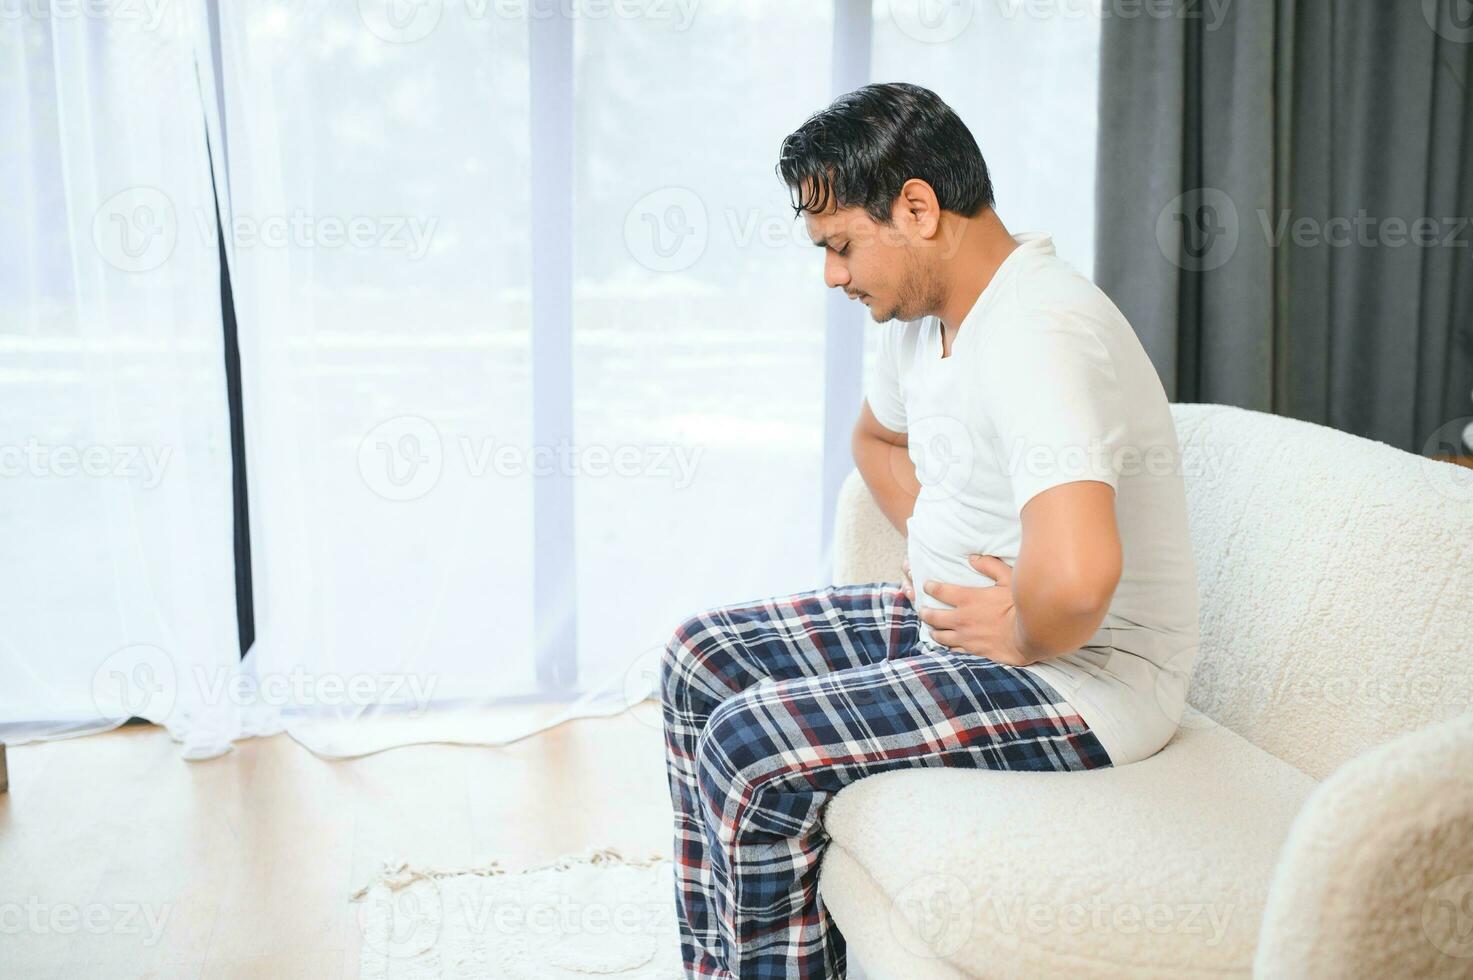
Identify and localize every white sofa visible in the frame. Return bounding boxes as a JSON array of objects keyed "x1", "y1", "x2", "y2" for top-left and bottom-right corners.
[{"x1": 819, "y1": 402, "x2": 1473, "y2": 979}]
